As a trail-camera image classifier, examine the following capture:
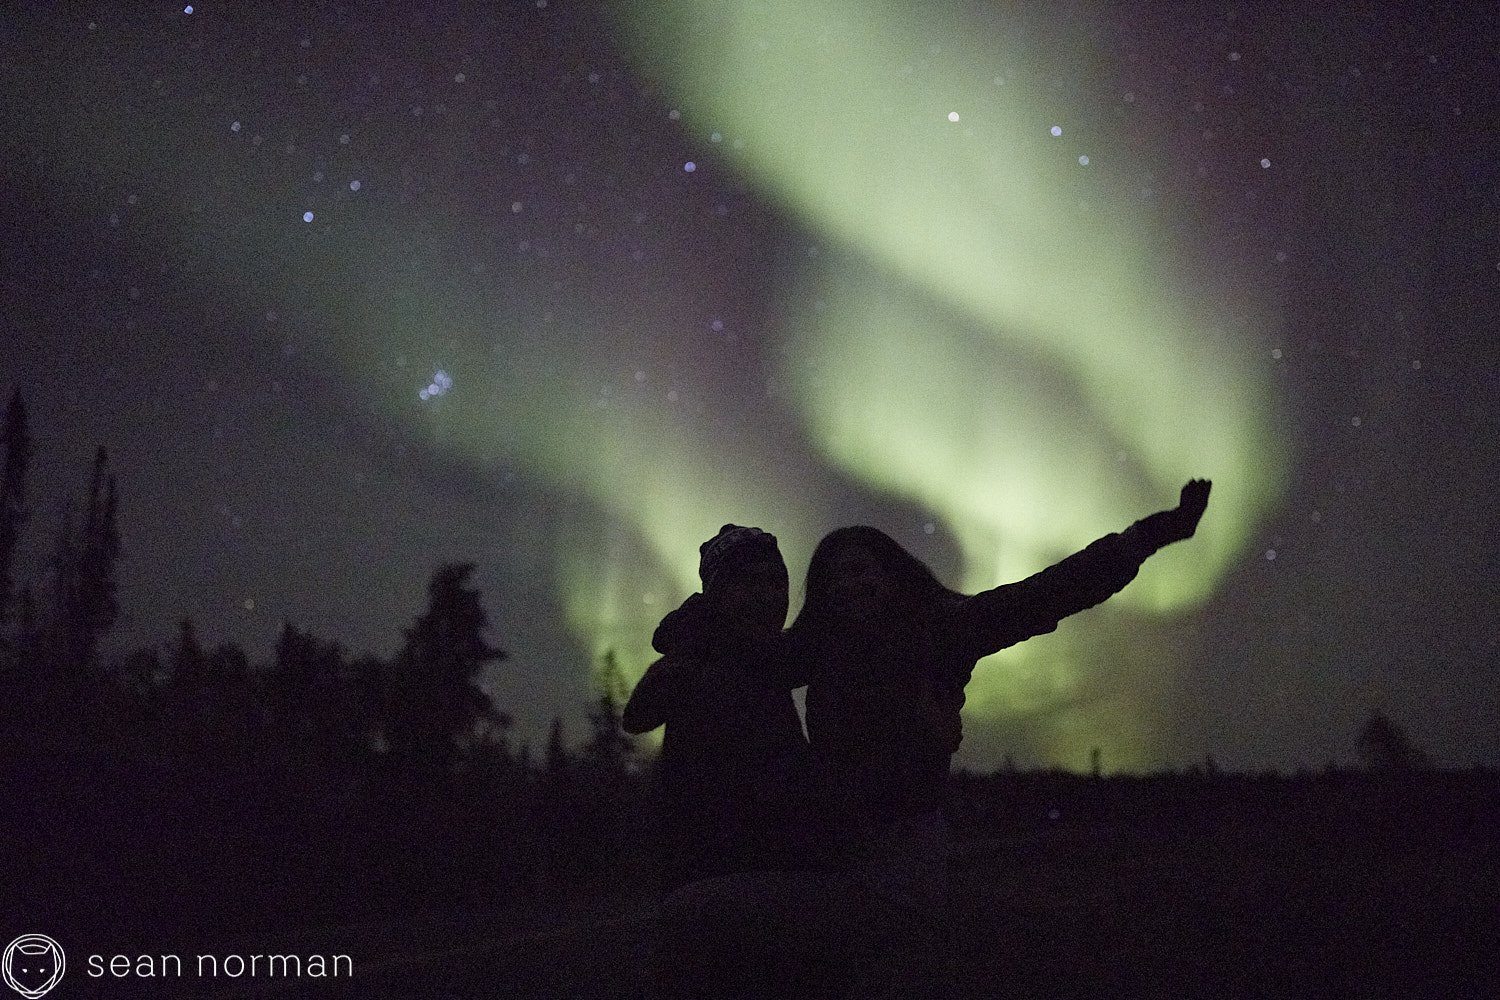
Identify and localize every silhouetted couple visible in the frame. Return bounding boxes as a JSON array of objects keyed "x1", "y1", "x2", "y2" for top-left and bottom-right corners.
[{"x1": 624, "y1": 480, "x2": 1212, "y2": 999}]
